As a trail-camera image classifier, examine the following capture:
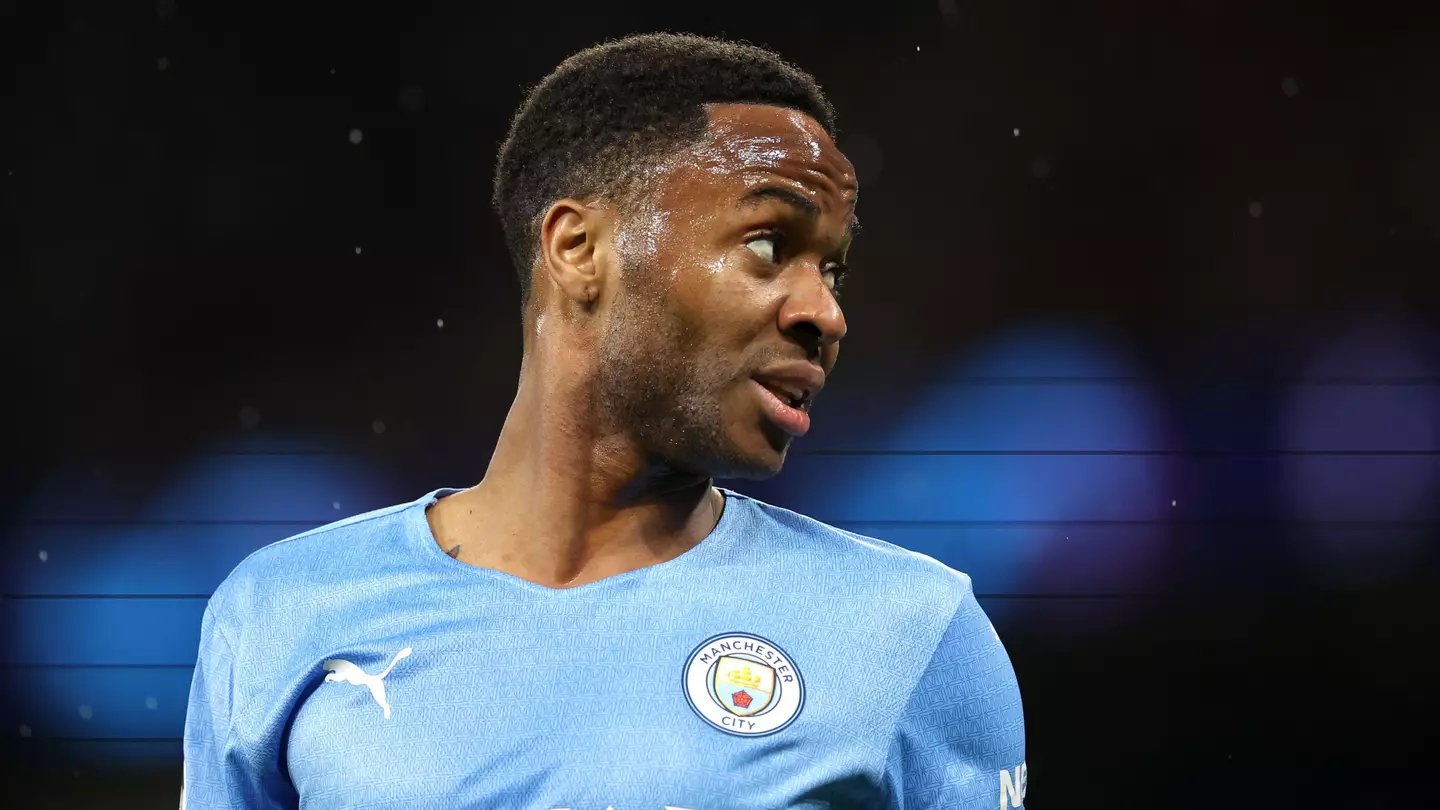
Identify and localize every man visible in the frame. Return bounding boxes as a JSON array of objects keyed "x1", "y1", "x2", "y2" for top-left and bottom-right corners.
[{"x1": 183, "y1": 32, "x2": 1026, "y2": 809}]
